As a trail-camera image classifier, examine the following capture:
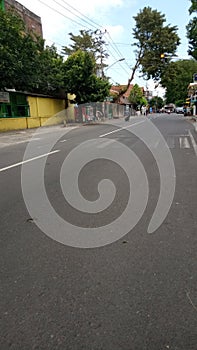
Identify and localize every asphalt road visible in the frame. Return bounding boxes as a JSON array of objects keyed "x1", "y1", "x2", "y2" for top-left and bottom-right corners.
[{"x1": 0, "y1": 114, "x2": 196, "y2": 349}]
